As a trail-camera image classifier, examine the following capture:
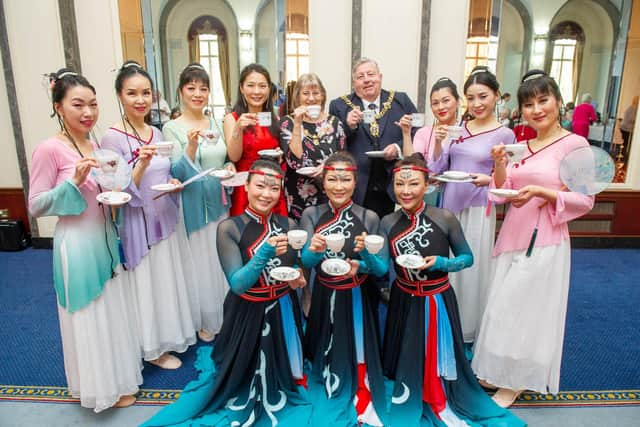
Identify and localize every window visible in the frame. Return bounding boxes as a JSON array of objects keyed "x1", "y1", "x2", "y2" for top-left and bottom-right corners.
[
  {"x1": 465, "y1": 36, "x2": 498, "y2": 78},
  {"x1": 286, "y1": 33, "x2": 310, "y2": 81},
  {"x1": 198, "y1": 34, "x2": 226, "y2": 118},
  {"x1": 549, "y1": 39, "x2": 577, "y2": 103}
]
